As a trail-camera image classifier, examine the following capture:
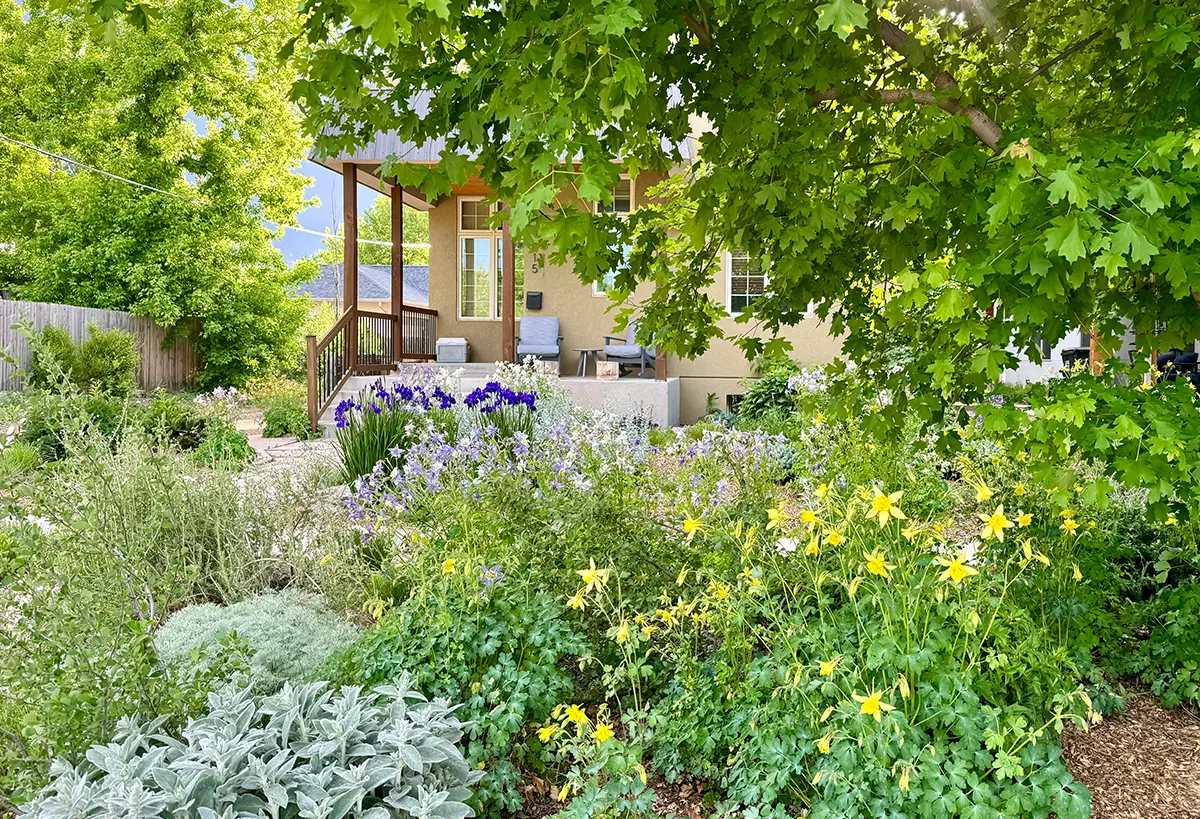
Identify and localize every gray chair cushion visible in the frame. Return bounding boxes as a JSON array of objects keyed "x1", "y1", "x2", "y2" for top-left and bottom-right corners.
[
  {"x1": 604, "y1": 344, "x2": 644, "y2": 358},
  {"x1": 517, "y1": 344, "x2": 560, "y2": 356},
  {"x1": 518, "y1": 316, "x2": 560, "y2": 346}
]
